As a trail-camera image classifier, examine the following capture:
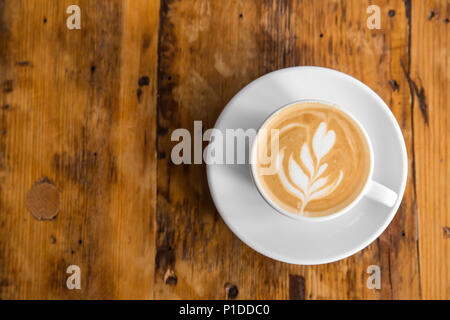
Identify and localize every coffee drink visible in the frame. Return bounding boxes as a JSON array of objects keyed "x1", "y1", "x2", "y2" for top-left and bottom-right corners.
[{"x1": 253, "y1": 101, "x2": 371, "y2": 217}]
